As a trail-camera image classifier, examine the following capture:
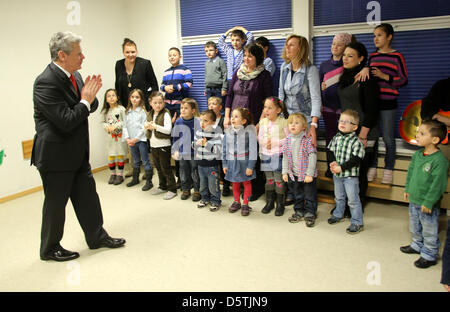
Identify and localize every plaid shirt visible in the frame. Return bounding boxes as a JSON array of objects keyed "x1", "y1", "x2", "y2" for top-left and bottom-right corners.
[
  {"x1": 328, "y1": 131, "x2": 365, "y2": 177},
  {"x1": 218, "y1": 31, "x2": 253, "y2": 80},
  {"x1": 281, "y1": 132, "x2": 317, "y2": 181}
]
